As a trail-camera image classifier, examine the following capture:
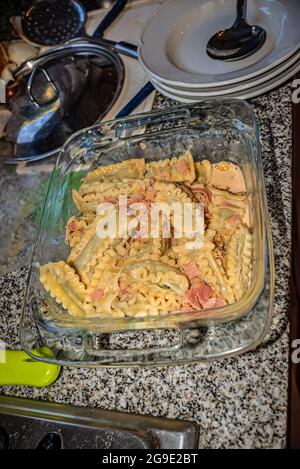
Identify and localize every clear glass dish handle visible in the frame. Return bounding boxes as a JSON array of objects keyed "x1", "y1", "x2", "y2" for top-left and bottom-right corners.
[
  {"x1": 83, "y1": 329, "x2": 185, "y2": 359},
  {"x1": 114, "y1": 108, "x2": 192, "y2": 139}
]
